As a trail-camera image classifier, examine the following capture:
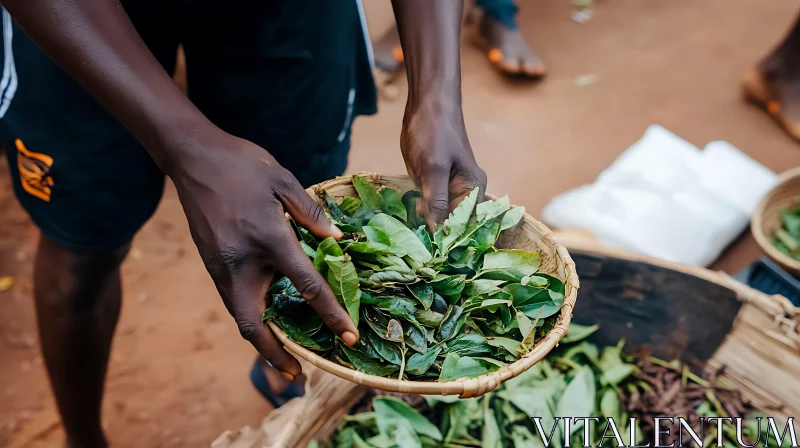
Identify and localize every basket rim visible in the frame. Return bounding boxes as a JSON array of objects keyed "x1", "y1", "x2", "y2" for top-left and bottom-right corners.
[
  {"x1": 751, "y1": 167, "x2": 800, "y2": 273},
  {"x1": 268, "y1": 172, "x2": 579, "y2": 398}
]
